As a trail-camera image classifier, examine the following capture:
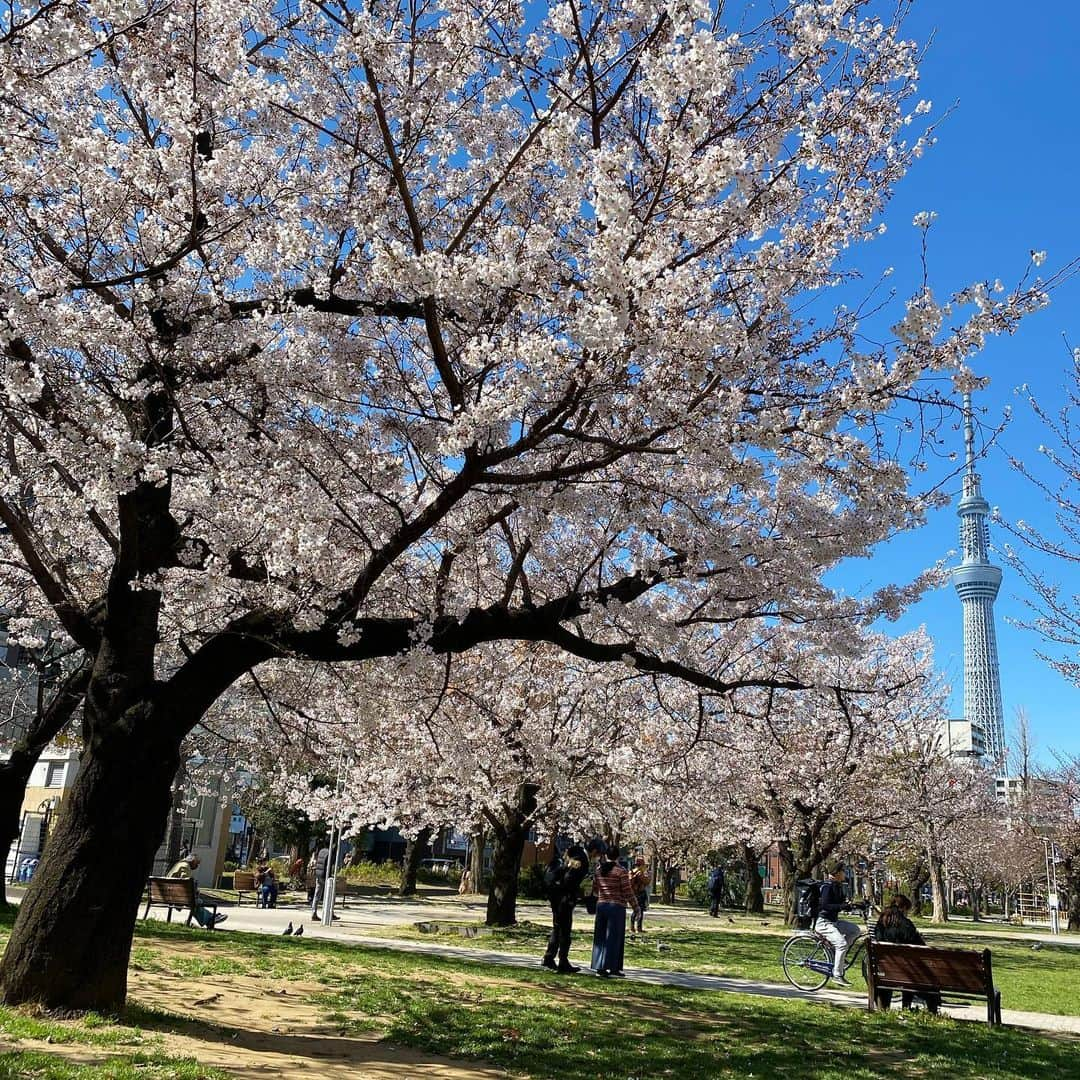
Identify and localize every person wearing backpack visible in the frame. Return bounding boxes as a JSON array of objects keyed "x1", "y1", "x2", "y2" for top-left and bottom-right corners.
[
  {"x1": 707, "y1": 865, "x2": 726, "y2": 917},
  {"x1": 815, "y1": 862, "x2": 861, "y2": 986},
  {"x1": 541, "y1": 844, "x2": 590, "y2": 974}
]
